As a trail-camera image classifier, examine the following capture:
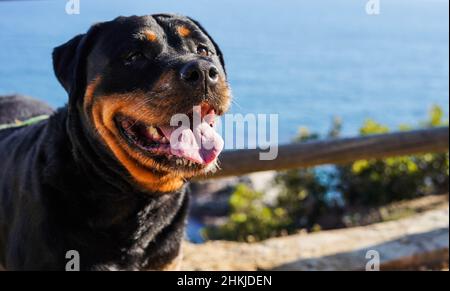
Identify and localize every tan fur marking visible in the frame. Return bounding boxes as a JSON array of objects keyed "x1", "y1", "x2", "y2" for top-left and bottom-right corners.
[
  {"x1": 144, "y1": 31, "x2": 157, "y2": 42},
  {"x1": 177, "y1": 26, "x2": 191, "y2": 37},
  {"x1": 84, "y1": 76, "x2": 102, "y2": 109},
  {"x1": 83, "y1": 78, "x2": 187, "y2": 193},
  {"x1": 91, "y1": 98, "x2": 184, "y2": 192},
  {"x1": 81, "y1": 69, "x2": 231, "y2": 193}
]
